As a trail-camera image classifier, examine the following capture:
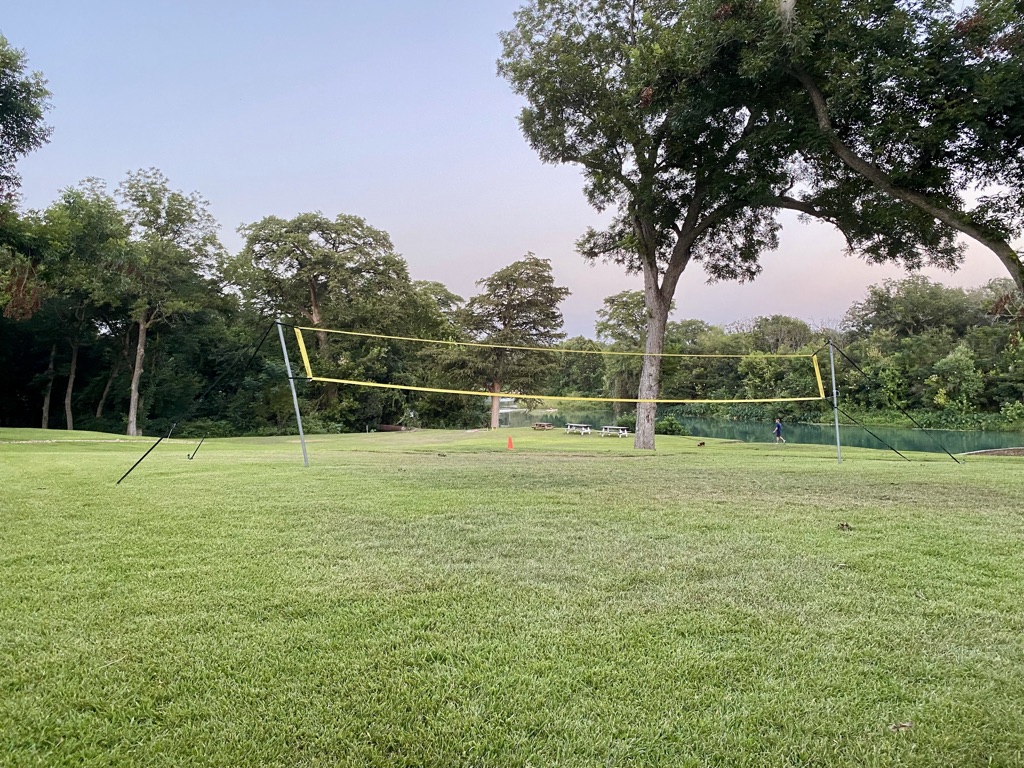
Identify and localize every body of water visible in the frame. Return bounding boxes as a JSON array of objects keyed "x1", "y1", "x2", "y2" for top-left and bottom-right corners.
[
  {"x1": 676, "y1": 417, "x2": 1024, "y2": 455},
  {"x1": 507, "y1": 410, "x2": 1024, "y2": 455}
]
